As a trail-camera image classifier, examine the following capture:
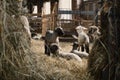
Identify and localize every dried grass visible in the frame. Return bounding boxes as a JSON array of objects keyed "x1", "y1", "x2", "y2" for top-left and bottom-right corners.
[
  {"x1": 88, "y1": 1, "x2": 120, "y2": 80},
  {"x1": 31, "y1": 39, "x2": 93, "y2": 80},
  {"x1": 0, "y1": 0, "x2": 36, "y2": 80}
]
